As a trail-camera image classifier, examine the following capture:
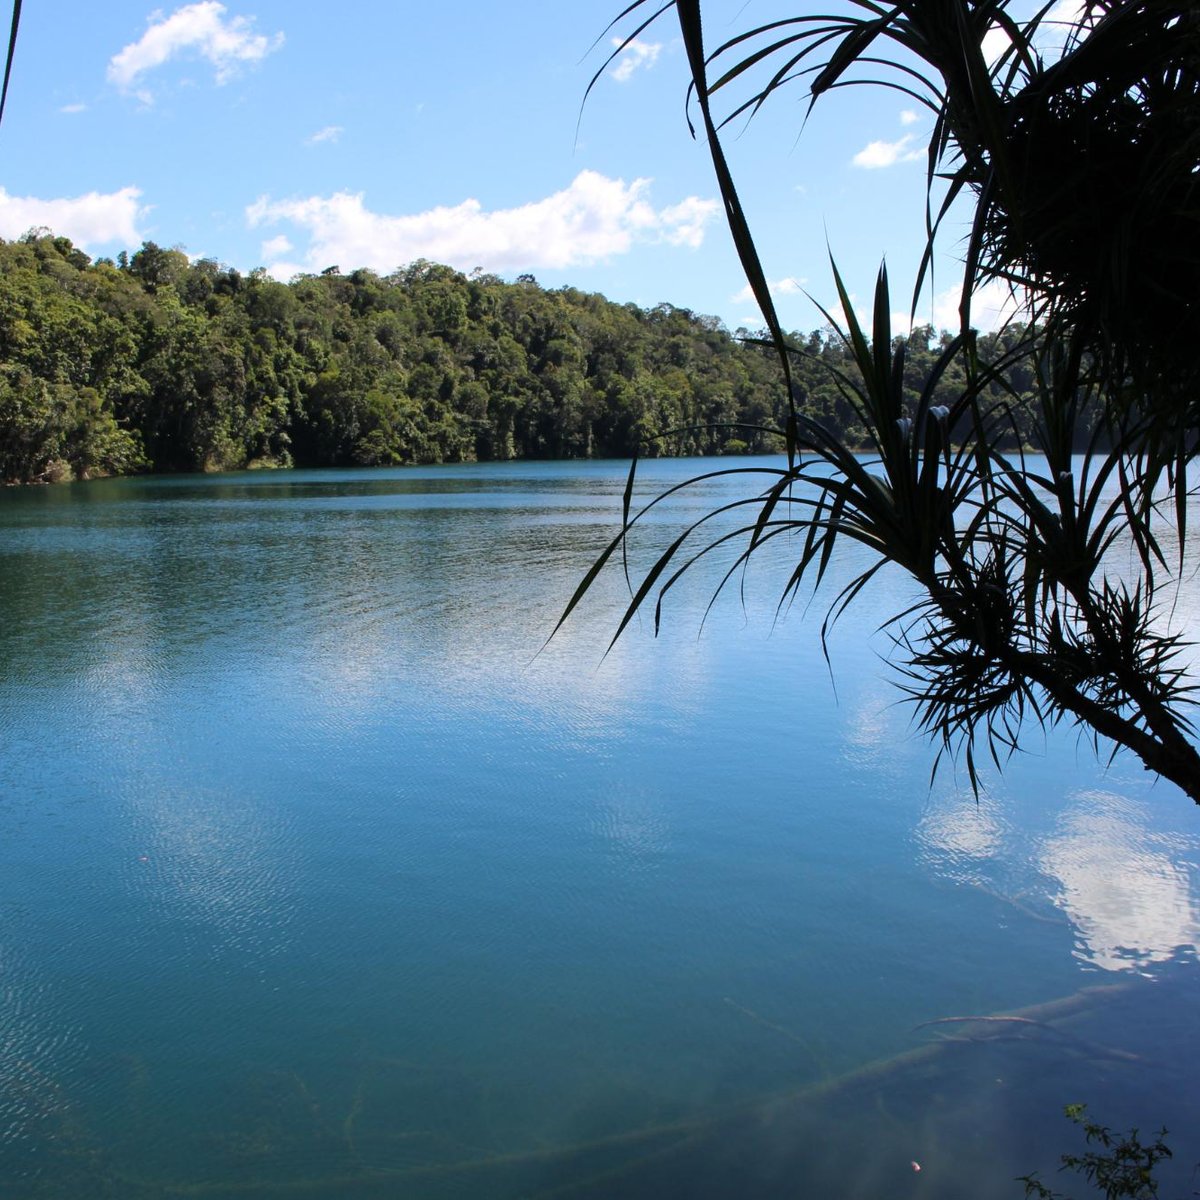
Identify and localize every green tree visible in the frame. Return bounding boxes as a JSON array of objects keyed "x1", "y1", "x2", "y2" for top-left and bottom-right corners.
[
  {"x1": 0, "y1": 223, "x2": 1042, "y2": 483},
  {"x1": 1021, "y1": 1106, "x2": 1173, "y2": 1200}
]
